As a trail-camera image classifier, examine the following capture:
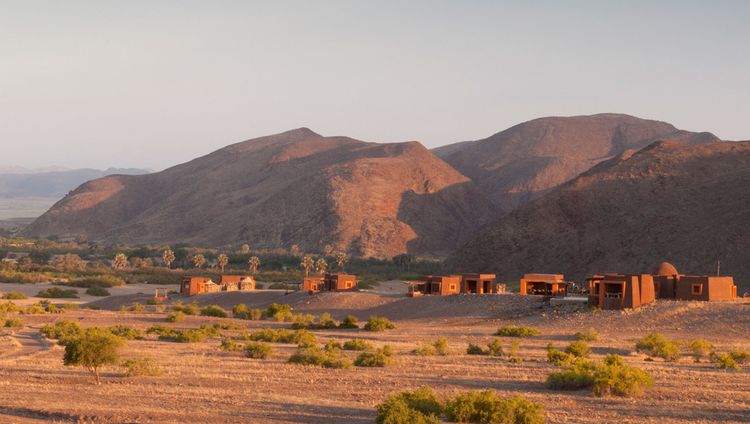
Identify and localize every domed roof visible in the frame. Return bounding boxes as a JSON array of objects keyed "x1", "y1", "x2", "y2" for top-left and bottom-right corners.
[{"x1": 654, "y1": 262, "x2": 678, "y2": 276}]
